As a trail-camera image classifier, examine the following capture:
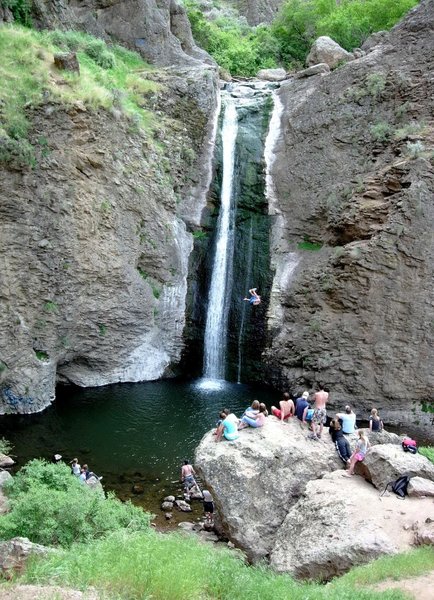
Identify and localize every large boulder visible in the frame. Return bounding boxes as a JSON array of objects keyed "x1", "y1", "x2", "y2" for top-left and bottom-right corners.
[
  {"x1": 361, "y1": 444, "x2": 434, "y2": 490},
  {"x1": 195, "y1": 418, "x2": 341, "y2": 561},
  {"x1": 0, "y1": 538, "x2": 50, "y2": 578},
  {"x1": 306, "y1": 36, "x2": 353, "y2": 69},
  {"x1": 408, "y1": 477, "x2": 434, "y2": 498},
  {"x1": 257, "y1": 68, "x2": 287, "y2": 82},
  {"x1": 270, "y1": 470, "x2": 434, "y2": 580},
  {"x1": 0, "y1": 454, "x2": 15, "y2": 468}
]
